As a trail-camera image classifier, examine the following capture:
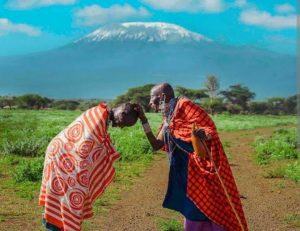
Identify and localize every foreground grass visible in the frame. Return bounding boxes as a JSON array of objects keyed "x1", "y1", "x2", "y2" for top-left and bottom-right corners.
[
  {"x1": 212, "y1": 114, "x2": 296, "y2": 132},
  {"x1": 157, "y1": 218, "x2": 183, "y2": 231},
  {"x1": 0, "y1": 109, "x2": 297, "y2": 229},
  {"x1": 283, "y1": 213, "x2": 300, "y2": 228},
  {"x1": 253, "y1": 128, "x2": 299, "y2": 183}
]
